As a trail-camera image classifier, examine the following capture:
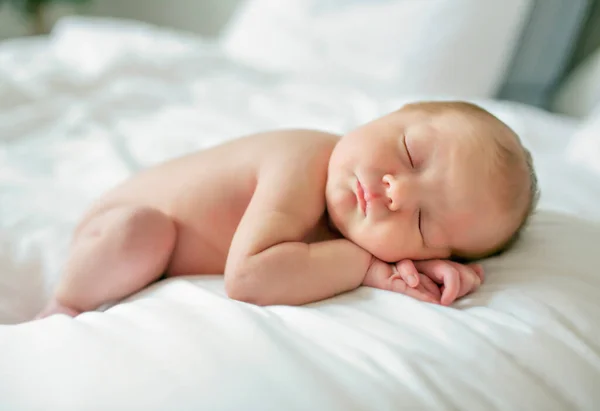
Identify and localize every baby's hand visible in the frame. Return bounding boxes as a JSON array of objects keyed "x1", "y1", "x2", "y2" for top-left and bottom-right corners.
[
  {"x1": 407, "y1": 259, "x2": 485, "y2": 306},
  {"x1": 362, "y1": 257, "x2": 441, "y2": 304}
]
